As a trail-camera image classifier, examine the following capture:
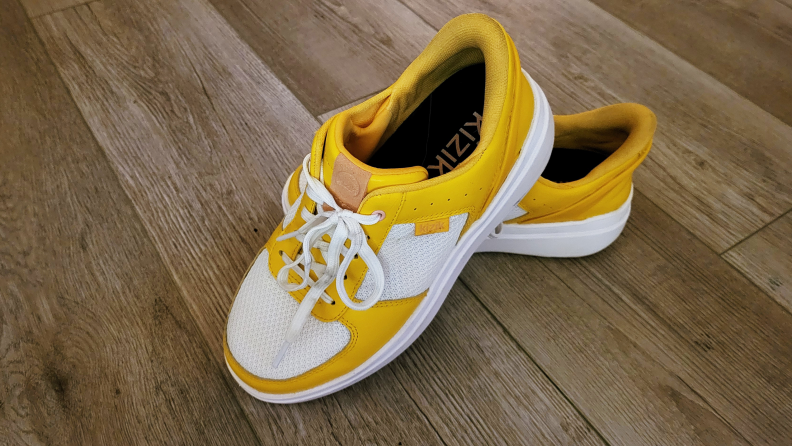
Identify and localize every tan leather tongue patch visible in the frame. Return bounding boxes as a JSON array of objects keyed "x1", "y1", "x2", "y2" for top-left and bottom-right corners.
[{"x1": 328, "y1": 153, "x2": 371, "y2": 211}]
